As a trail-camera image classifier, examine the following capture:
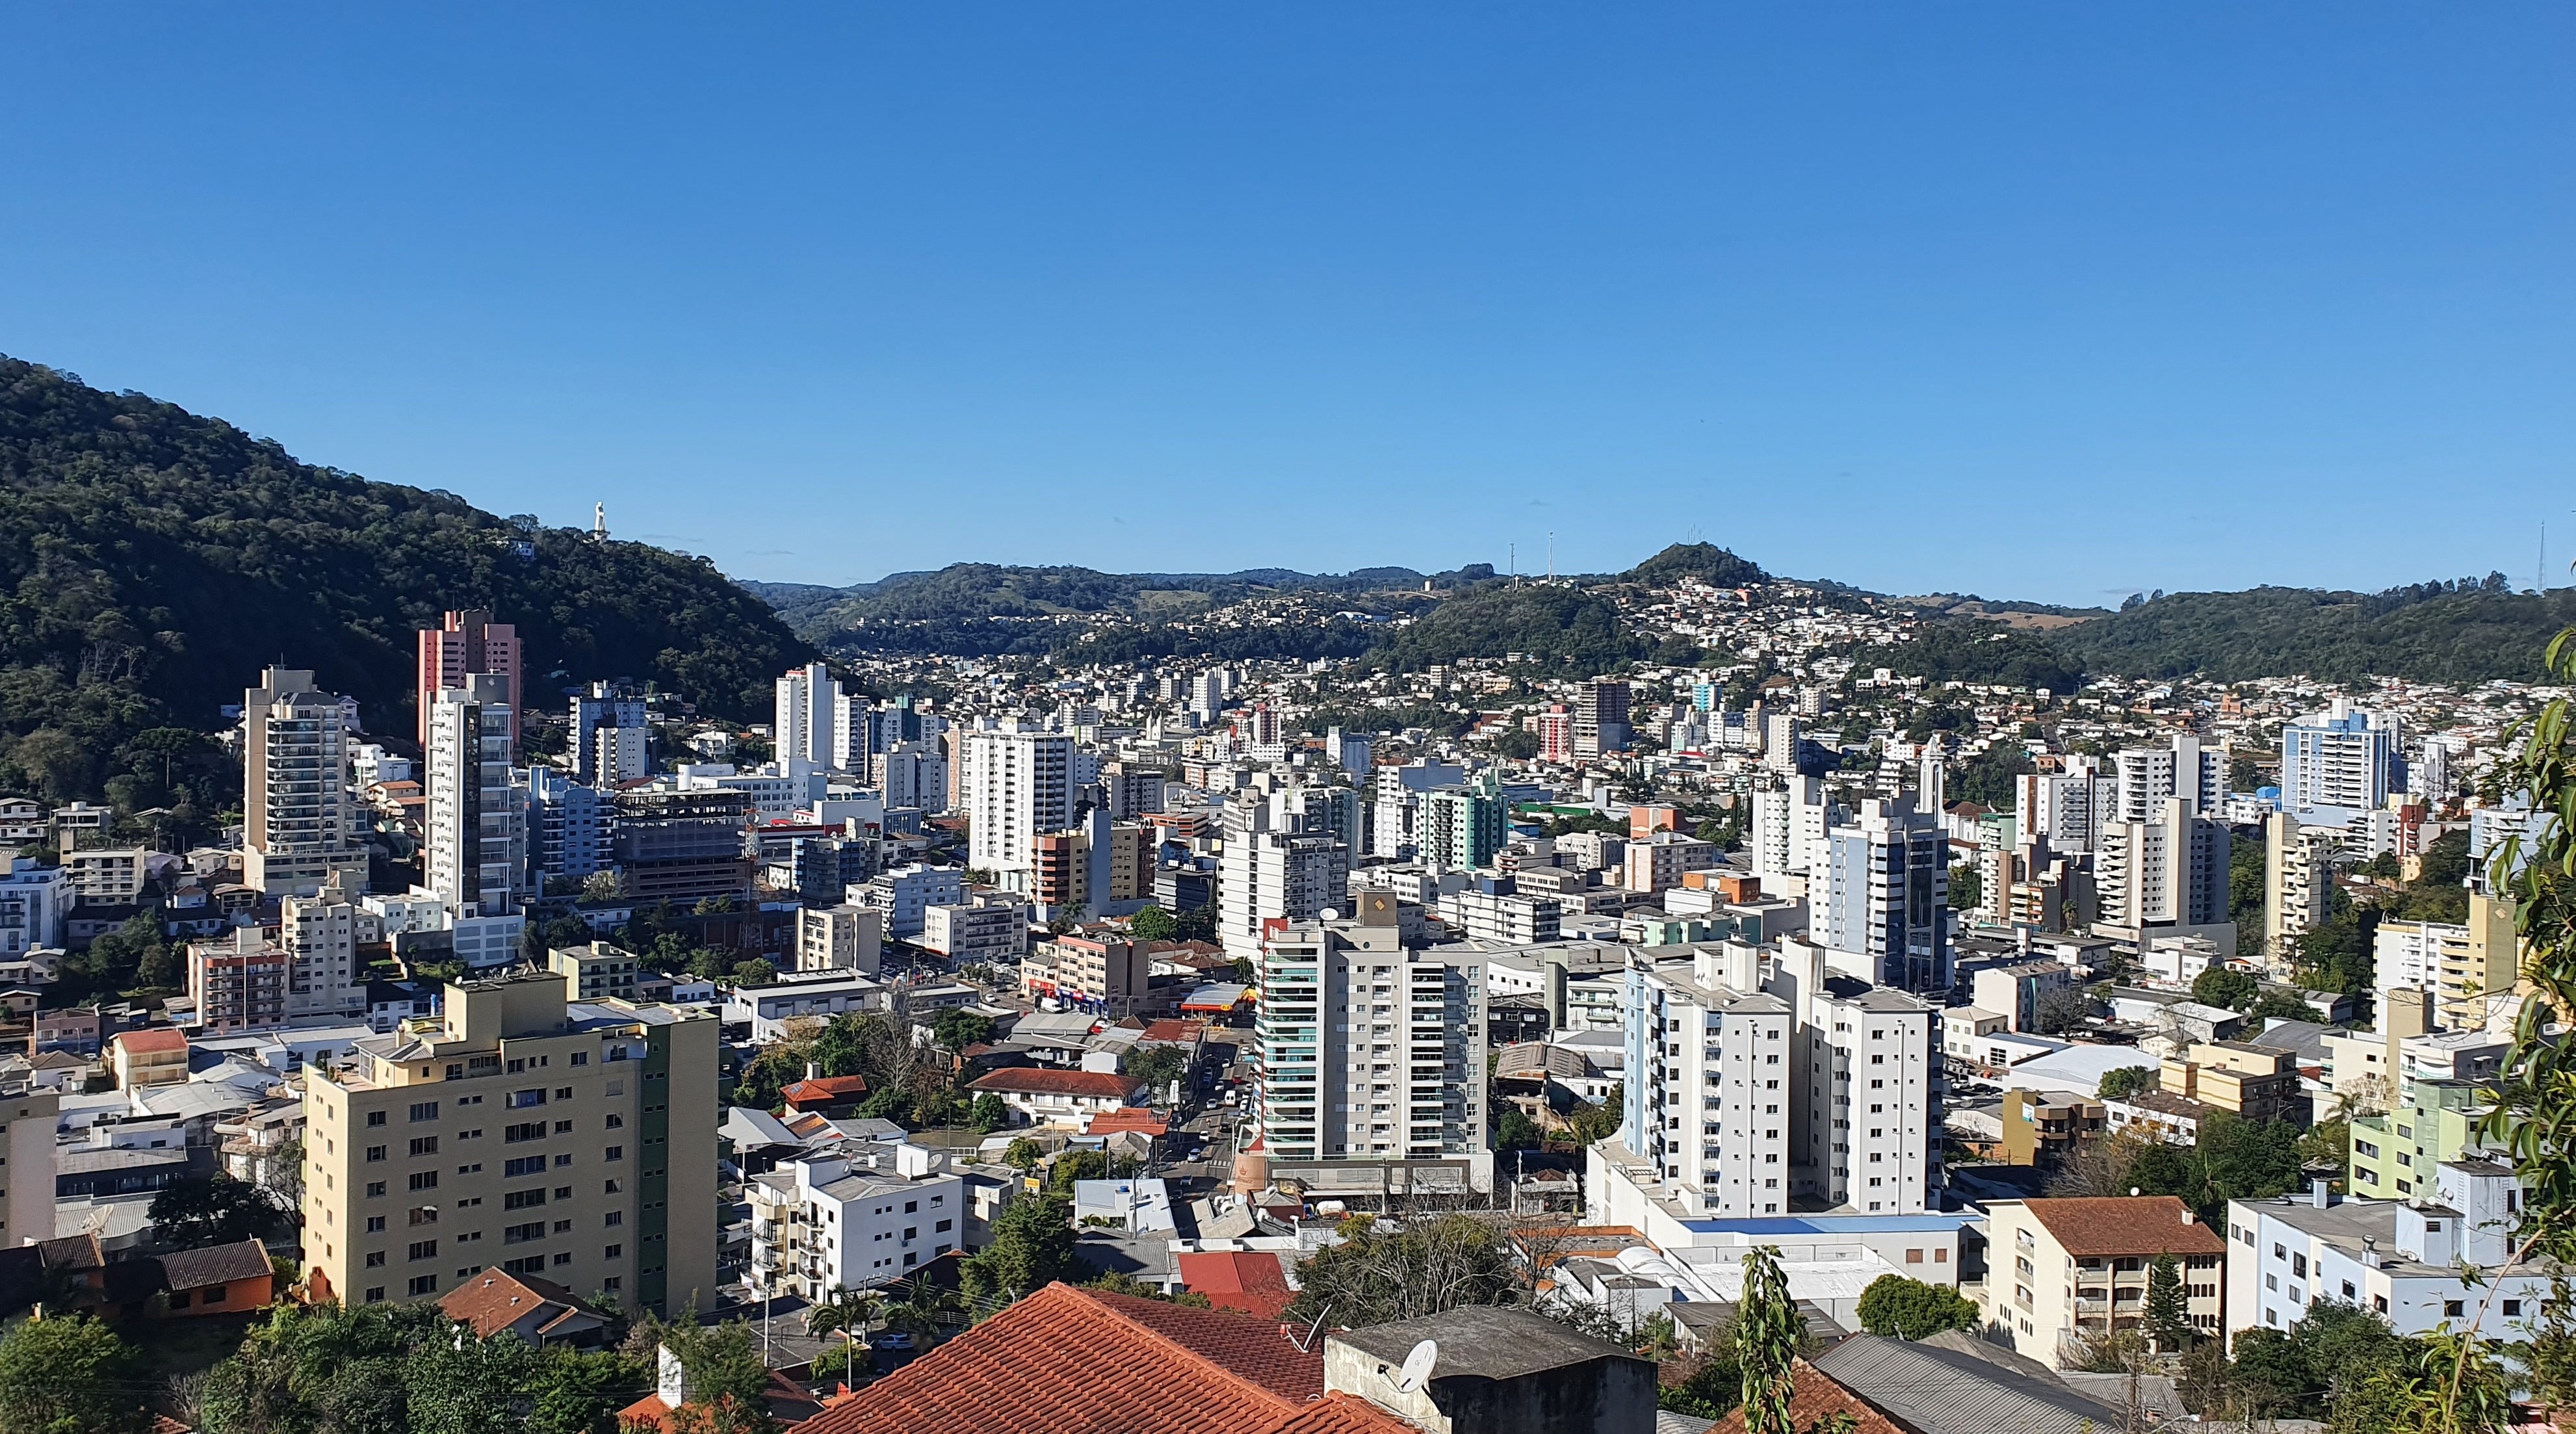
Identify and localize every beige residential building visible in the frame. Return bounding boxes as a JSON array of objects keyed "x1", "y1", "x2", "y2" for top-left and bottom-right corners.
[
  {"x1": 0, "y1": 1084, "x2": 57, "y2": 1246},
  {"x1": 301, "y1": 971, "x2": 717, "y2": 1318},
  {"x1": 547, "y1": 943, "x2": 642, "y2": 1002},
  {"x1": 2261, "y1": 813, "x2": 2339, "y2": 971},
  {"x1": 1981, "y1": 1196, "x2": 2228, "y2": 1368}
]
